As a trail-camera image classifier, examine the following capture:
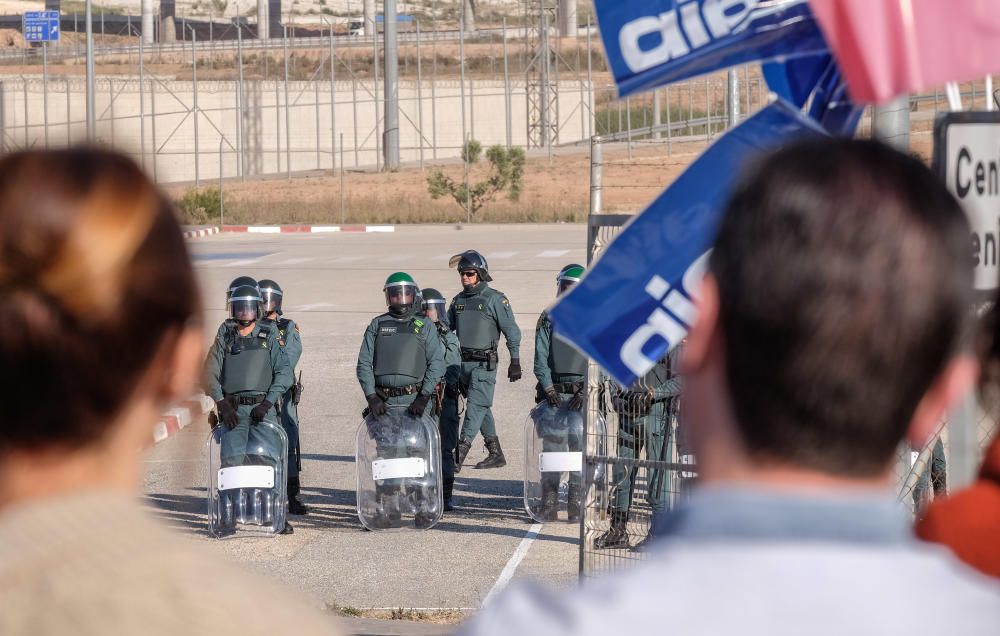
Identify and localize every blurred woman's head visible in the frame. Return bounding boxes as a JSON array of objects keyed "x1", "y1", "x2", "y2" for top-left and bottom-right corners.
[{"x1": 0, "y1": 149, "x2": 202, "y2": 492}]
